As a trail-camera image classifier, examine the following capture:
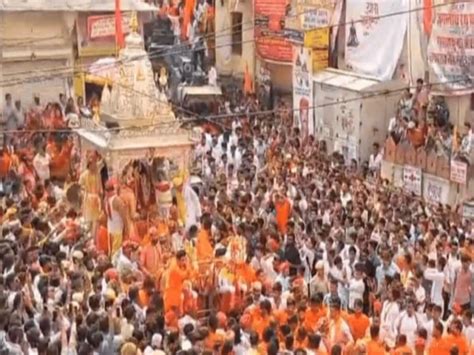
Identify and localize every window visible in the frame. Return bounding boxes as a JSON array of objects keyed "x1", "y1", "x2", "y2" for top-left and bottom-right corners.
[
  {"x1": 471, "y1": 93, "x2": 474, "y2": 111},
  {"x1": 231, "y1": 12, "x2": 243, "y2": 55}
]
